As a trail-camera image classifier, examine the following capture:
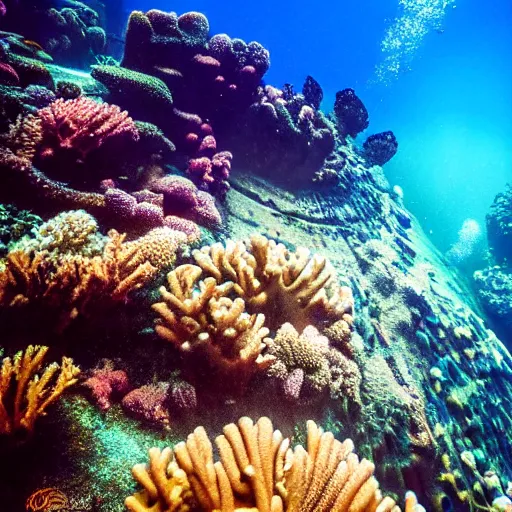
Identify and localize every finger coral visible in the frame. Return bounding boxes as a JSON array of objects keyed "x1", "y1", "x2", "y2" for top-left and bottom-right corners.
[
  {"x1": 126, "y1": 417, "x2": 402, "y2": 512},
  {"x1": 125, "y1": 446, "x2": 196, "y2": 512},
  {"x1": 192, "y1": 234, "x2": 353, "y2": 331},
  {"x1": 152, "y1": 264, "x2": 275, "y2": 394},
  {"x1": 0, "y1": 345, "x2": 80, "y2": 438}
]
